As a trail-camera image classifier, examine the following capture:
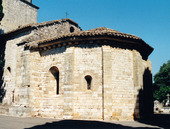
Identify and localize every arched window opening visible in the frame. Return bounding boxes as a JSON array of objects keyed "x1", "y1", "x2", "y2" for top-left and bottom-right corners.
[
  {"x1": 70, "y1": 26, "x2": 75, "y2": 33},
  {"x1": 49, "y1": 66, "x2": 59, "y2": 95},
  {"x1": 7, "y1": 67, "x2": 11, "y2": 73},
  {"x1": 85, "y1": 75, "x2": 92, "y2": 90}
]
